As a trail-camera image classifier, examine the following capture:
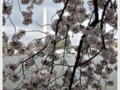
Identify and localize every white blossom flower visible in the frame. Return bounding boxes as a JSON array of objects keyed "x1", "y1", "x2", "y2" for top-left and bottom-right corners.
[
  {"x1": 101, "y1": 72, "x2": 109, "y2": 79},
  {"x1": 91, "y1": 83, "x2": 101, "y2": 89},
  {"x1": 12, "y1": 30, "x2": 26, "y2": 41},
  {"x1": 76, "y1": 5, "x2": 86, "y2": 15},
  {"x1": 5, "y1": 47, "x2": 14, "y2": 56},
  {"x1": 86, "y1": 77, "x2": 94, "y2": 85},
  {"x1": 3, "y1": 3, "x2": 12, "y2": 15},
  {"x1": 5, "y1": 68, "x2": 15, "y2": 76},
  {"x1": 21, "y1": 83, "x2": 28, "y2": 89},
  {"x1": 3, "y1": 69, "x2": 7, "y2": 84},
  {"x1": 53, "y1": 0, "x2": 62, "y2": 3},
  {"x1": 32, "y1": 0, "x2": 44, "y2": 5},
  {"x1": 5, "y1": 63, "x2": 17, "y2": 71},
  {"x1": 66, "y1": 14, "x2": 77, "y2": 25},
  {"x1": 71, "y1": 25, "x2": 80, "y2": 34},
  {"x1": 109, "y1": 57, "x2": 117, "y2": 64},
  {"x1": 3, "y1": 32, "x2": 9, "y2": 43},
  {"x1": 44, "y1": 43, "x2": 54, "y2": 54},
  {"x1": 66, "y1": 3, "x2": 75, "y2": 13},
  {"x1": 51, "y1": 19, "x2": 58, "y2": 31},
  {"x1": 100, "y1": 60, "x2": 108, "y2": 66},
  {"x1": 45, "y1": 34, "x2": 54, "y2": 44},
  {"x1": 22, "y1": 11, "x2": 33, "y2": 18},
  {"x1": 21, "y1": 0, "x2": 30, "y2": 4},
  {"x1": 37, "y1": 68, "x2": 50, "y2": 81},
  {"x1": 18, "y1": 47, "x2": 27, "y2": 55},
  {"x1": 25, "y1": 58, "x2": 35, "y2": 69},
  {"x1": 105, "y1": 8, "x2": 115, "y2": 22},
  {"x1": 9, "y1": 74, "x2": 20, "y2": 82},
  {"x1": 101, "y1": 47, "x2": 116, "y2": 60},
  {"x1": 10, "y1": 41, "x2": 22, "y2": 50},
  {"x1": 49, "y1": 52, "x2": 59, "y2": 60},
  {"x1": 23, "y1": 17, "x2": 33, "y2": 25},
  {"x1": 105, "y1": 67, "x2": 113, "y2": 74},
  {"x1": 98, "y1": 0, "x2": 105, "y2": 8},
  {"x1": 58, "y1": 25, "x2": 67, "y2": 36},
  {"x1": 87, "y1": 35, "x2": 98, "y2": 44},
  {"x1": 107, "y1": 80, "x2": 114, "y2": 86},
  {"x1": 29, "y1": 75, "x2": 41, "y2": 88},
  {"x1": 41, "y1": 58, "x2": 52, "y2": 66}
]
